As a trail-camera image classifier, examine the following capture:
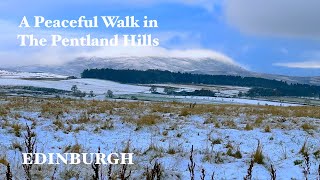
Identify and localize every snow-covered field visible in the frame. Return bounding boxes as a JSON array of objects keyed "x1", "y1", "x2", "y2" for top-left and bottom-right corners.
[
  {"x1": 0, "y1": 78, "x2": 151, "y2": 95},
  {"x1": 0, "y1": 98, "x2": 319, "y2": 179},
  {"x1": 133, "y1": 94, "x2": 301, "y2": 107},
  {"x1": 0, "y1": 77, "x2": 303, "y2": 107},
  {"x1": 0, "y1": 70, "x2": 69, "y2": 79},
  {"x1": 149, "y1": 83, "x2": 250, "y2": 97}
]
